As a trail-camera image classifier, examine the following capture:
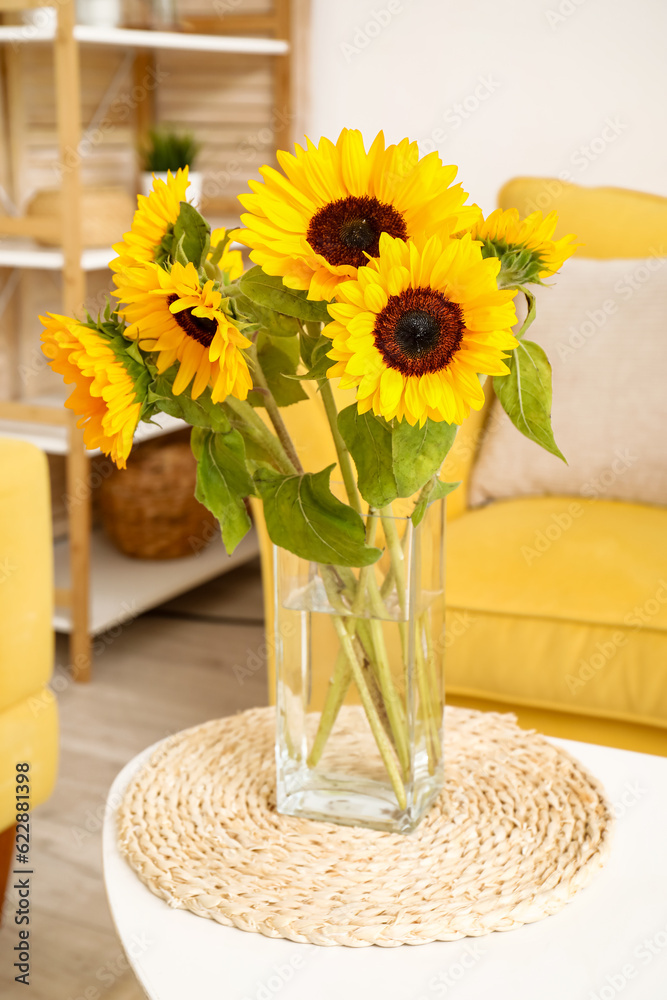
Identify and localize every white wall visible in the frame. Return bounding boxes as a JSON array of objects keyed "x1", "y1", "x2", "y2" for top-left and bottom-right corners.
[{"x1": 305, "y1": 0, "x2": 667, "y2": 214}]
